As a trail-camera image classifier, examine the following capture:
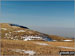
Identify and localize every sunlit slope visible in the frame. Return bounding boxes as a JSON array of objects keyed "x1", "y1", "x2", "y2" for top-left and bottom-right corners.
[
  {"x1": 1, "y1": 23, "x2": 73, "y2": 41},
  {"x1": 1, "y1": 39, "x2": 75, "y2": 56}
]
